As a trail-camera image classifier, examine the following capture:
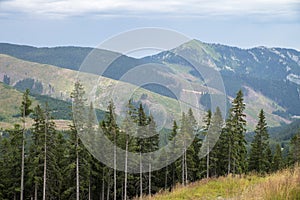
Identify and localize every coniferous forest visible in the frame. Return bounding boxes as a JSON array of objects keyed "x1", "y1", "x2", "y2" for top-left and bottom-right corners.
[{"x1": 1, "y1": 82, "x2": 300, "y2": 200}]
